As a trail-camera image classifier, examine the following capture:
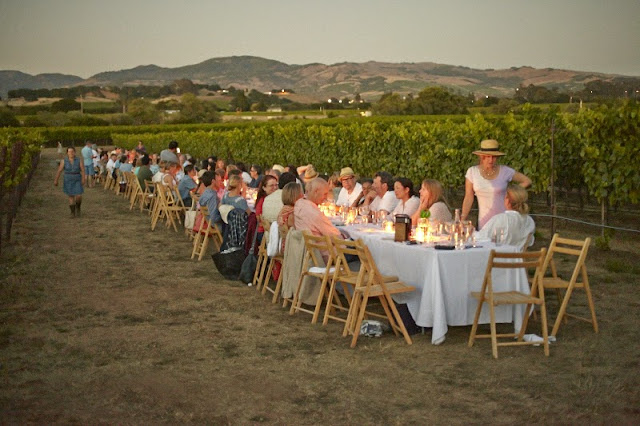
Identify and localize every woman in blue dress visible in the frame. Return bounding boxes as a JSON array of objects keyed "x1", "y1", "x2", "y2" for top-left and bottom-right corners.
[{"x1": 54, "y1": 147, "x2": 86, "y2": 217}]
